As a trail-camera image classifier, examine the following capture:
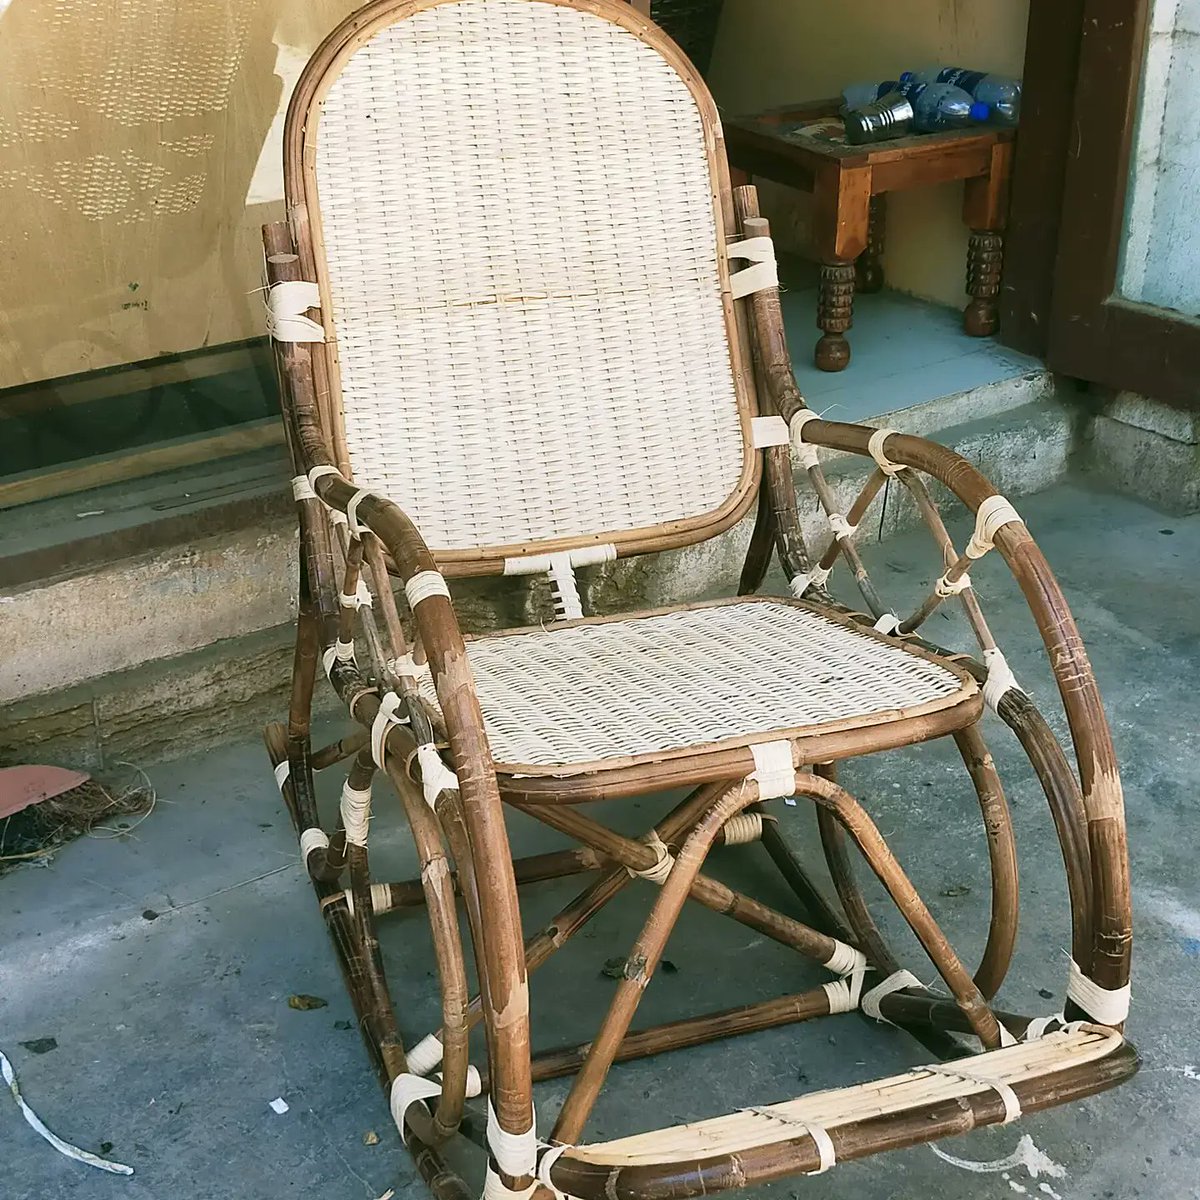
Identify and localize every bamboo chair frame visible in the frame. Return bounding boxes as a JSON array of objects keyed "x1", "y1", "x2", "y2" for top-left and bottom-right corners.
[{"x1": 257, "y1": 3, "x2": 1135, "y2": 1198}]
